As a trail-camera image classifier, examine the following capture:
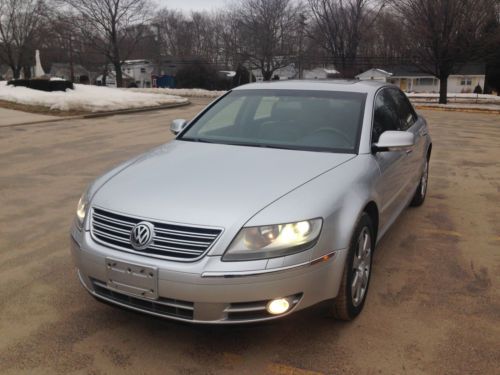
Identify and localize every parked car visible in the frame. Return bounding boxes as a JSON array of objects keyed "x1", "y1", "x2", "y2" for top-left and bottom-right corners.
[{"x1": 71, "y1": 80, "x2": 432, "y2": 323}]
